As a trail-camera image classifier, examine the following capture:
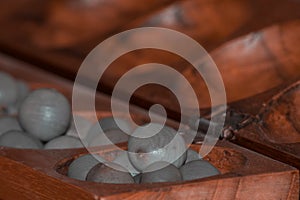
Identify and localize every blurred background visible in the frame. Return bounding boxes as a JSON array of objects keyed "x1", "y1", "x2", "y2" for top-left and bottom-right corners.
[{"x1": 0, "y1": 0, "x2": 299, "y2": 120}]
